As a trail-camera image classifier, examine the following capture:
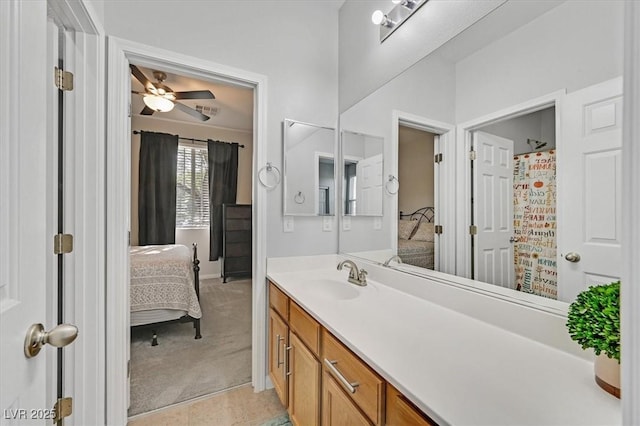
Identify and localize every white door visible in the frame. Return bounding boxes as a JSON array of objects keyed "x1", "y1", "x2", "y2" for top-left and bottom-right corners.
[
  {"x1": 473, "y1": 131, "x2": 515, "y2": 289},
  {"x1": 1, "y1": 0, "x2": 53, "y2": 419},
  {"x1": 558, "y1": 77, "x2": 623, "y2": 302},
  {"x1": 356, "y1": 153, "x2": 383, "y2": 215}
]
